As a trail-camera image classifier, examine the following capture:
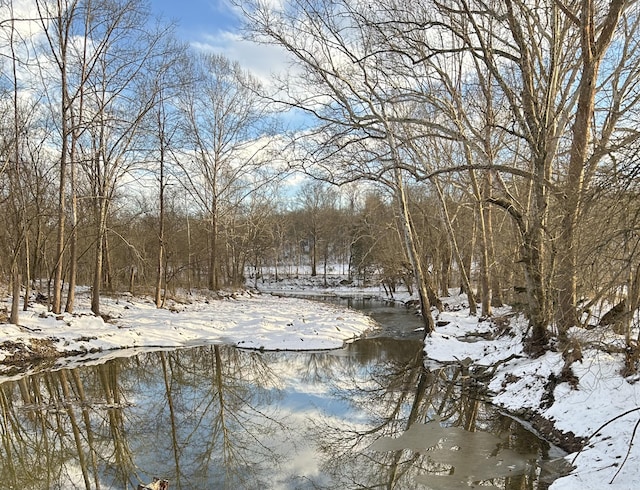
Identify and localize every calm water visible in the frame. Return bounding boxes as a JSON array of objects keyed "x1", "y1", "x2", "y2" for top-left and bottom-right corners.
[{"x1": 0, "y1": 298, "x2": 561, "y2": 489}]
